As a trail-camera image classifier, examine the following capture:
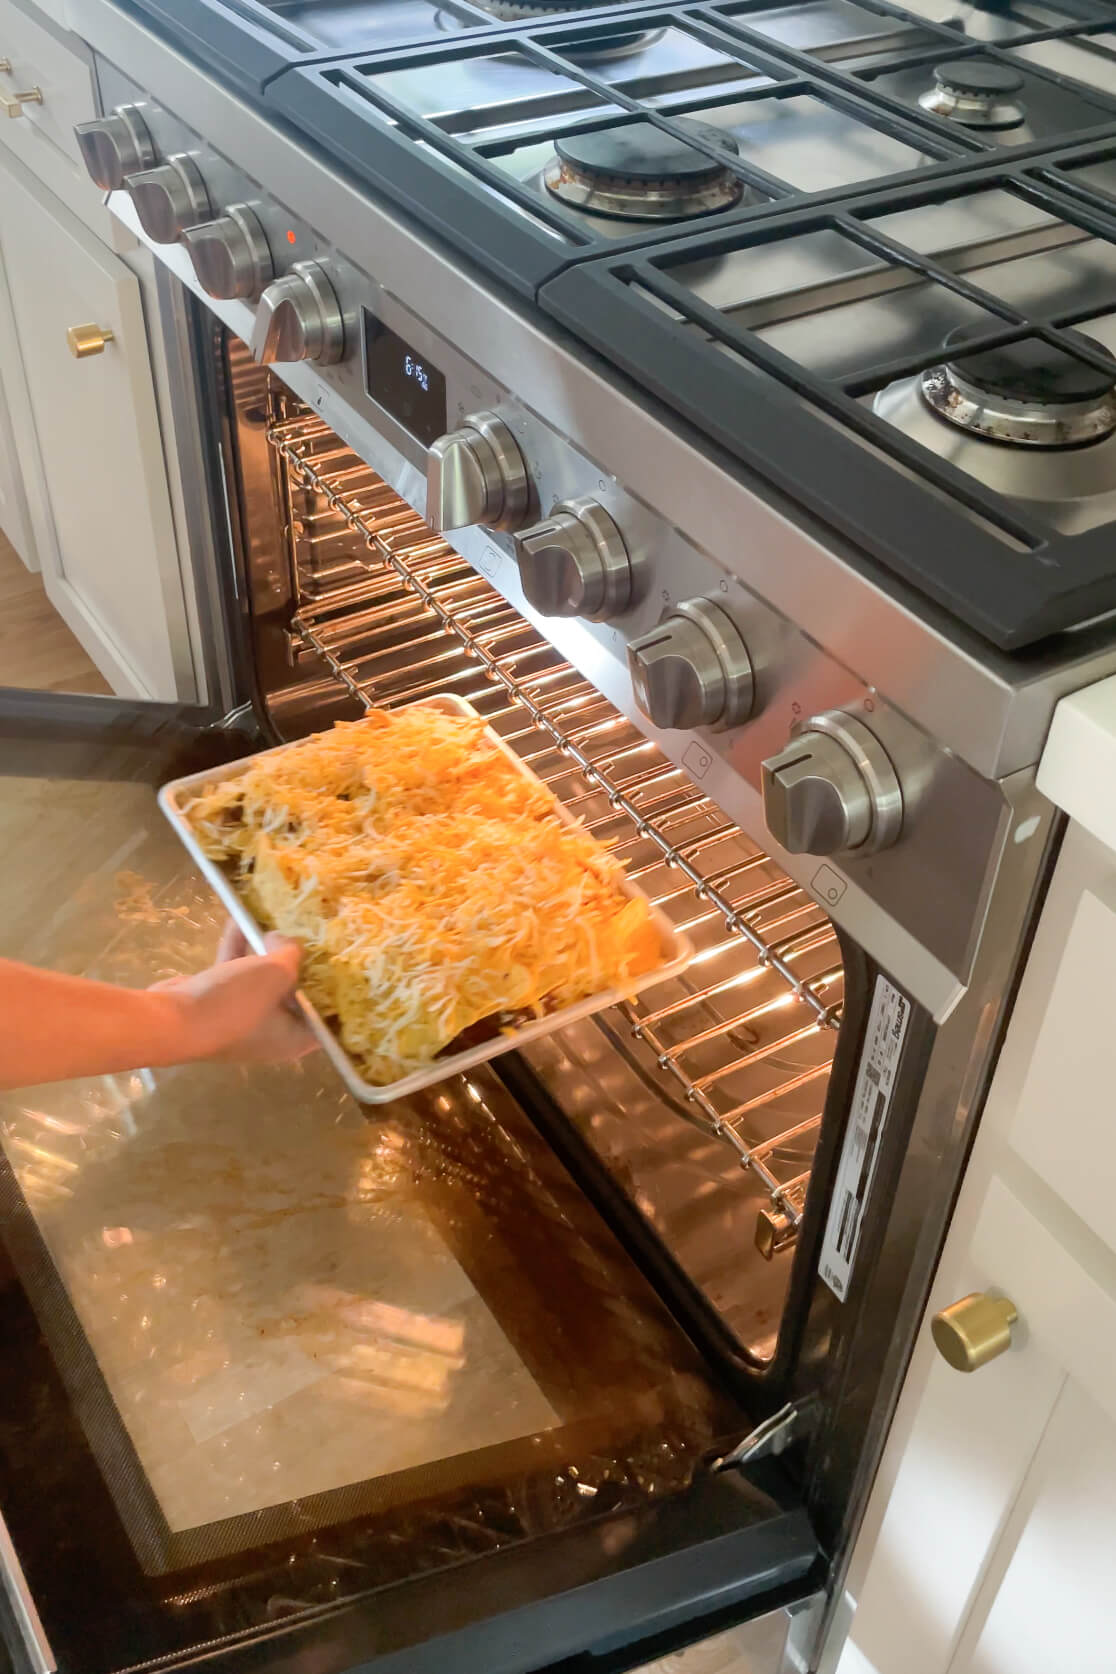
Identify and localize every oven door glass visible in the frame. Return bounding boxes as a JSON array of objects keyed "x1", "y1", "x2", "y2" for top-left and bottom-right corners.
[{"x1": 0, "y1": 694, "x2": 817, "y2": 1674}]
